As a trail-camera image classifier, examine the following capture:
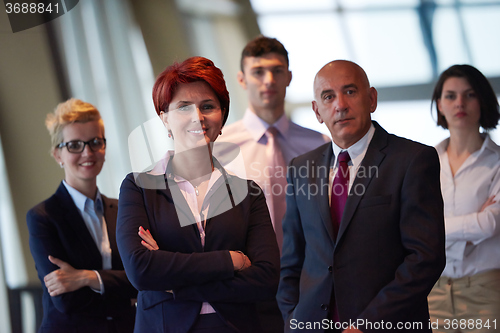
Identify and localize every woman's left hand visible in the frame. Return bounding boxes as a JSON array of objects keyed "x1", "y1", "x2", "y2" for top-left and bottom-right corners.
[
  {"x1": 138, "y1": 226, "x2": 159, "y2": 251},
  {"x1": 480, "y1": 196, "x2": 497, "y2": 212}
]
